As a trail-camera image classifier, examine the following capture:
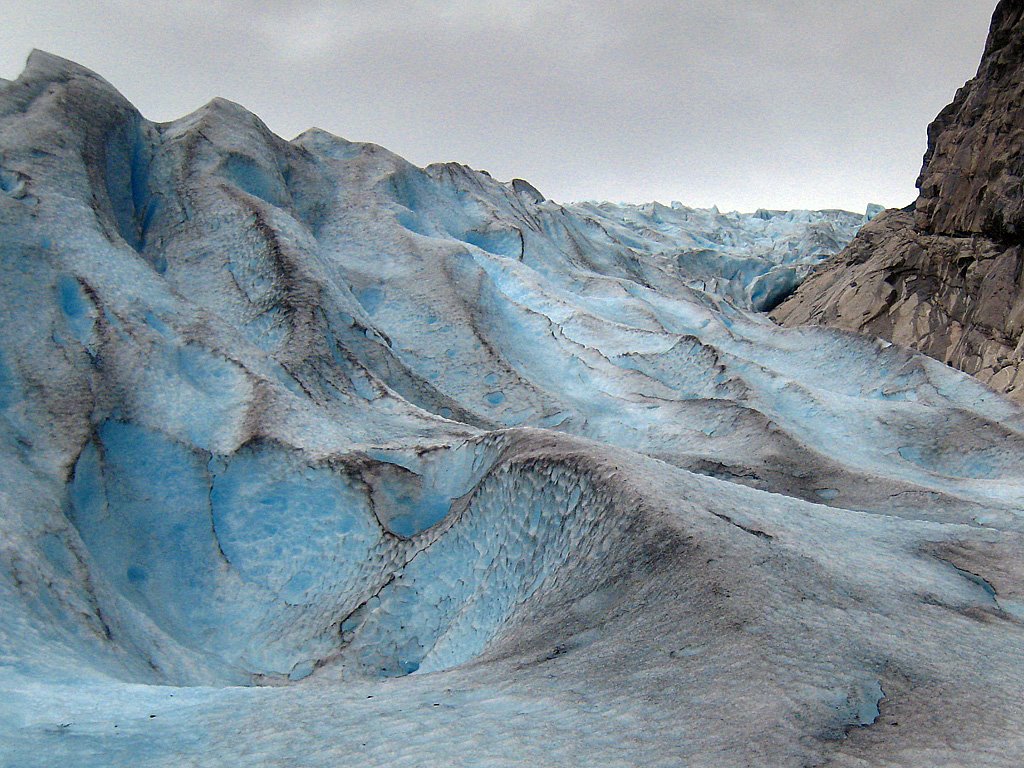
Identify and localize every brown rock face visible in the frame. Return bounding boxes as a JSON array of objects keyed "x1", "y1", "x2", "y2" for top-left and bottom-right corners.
[
  {"x1": 774, "y1": 0, "x2": 1024, "y2": 401},
  {"x1": 772, "y1": 210, "x2": 1024, "y2": 396},
  {"x1": 916, "y1": 1, "x2": 1024, "y2": 241}
]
